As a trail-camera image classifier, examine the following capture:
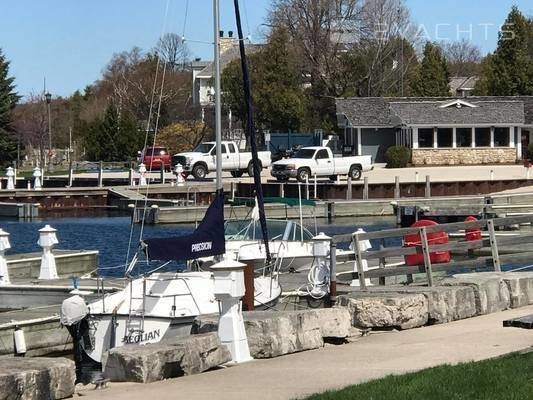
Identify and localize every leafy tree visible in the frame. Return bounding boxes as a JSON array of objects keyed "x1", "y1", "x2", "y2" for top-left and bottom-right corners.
[
  {"x1": 84, "y1": 103, "x2": 143, "y2": 161},
  {"x1": 410, "y1": 42, "x2": 450, "y2": 97},
  {"x1": 0, "y1": 49, "x2": 20, "y2": 165},
  {"x1": 475, "y1": 7, "x2": 532, "y2": 95}
]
